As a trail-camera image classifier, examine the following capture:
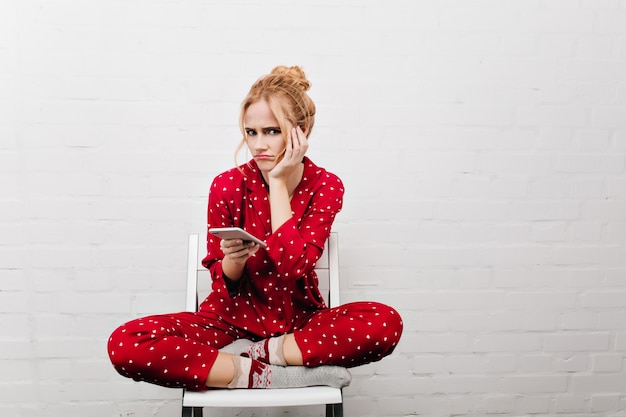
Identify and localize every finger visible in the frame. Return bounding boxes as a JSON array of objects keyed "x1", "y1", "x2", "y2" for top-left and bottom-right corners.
[
  {"x1": 226, "y1": 245, "x2": 246, "y2": 257},
  {"x1": 229, "y1": 250, "x2": 248, "y2": 261},
  {"x1": 293, "y1": 127, "x2": 307, "y2": 156},
  {"x1": 229, "y1": 244, "x2": 257, "y2": 261},
  {"x1": 221, "y1": 239, "x2": 242, "y2": 249},
  {"x1": 226, "y1": 240, "x2": 254, "y2": 251},
  {"x1": 287, "y1": 128, "x2": 296, "y2": 150},
  {"x1": 289, "y1": 128, "x2": 302, "y2": 158},
  {"x1": 293, "y1": 127, "x2": 302, "y2": 146},
  {"x1": 228, "y1": 254, "x2": 247, "y2": 265}
]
